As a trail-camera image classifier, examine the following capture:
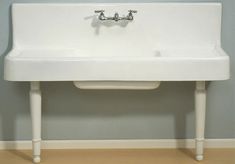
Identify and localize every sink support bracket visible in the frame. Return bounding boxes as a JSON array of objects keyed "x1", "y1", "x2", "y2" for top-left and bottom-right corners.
[
  {"x1": 195, "y1": 81, "x2": 206, "y2": 161},
  {"x1": 30, "y1": 81, "x2": 41, "y2": 163}
]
